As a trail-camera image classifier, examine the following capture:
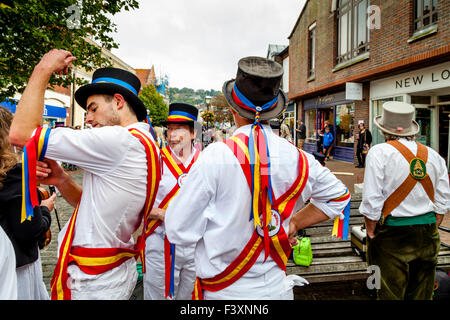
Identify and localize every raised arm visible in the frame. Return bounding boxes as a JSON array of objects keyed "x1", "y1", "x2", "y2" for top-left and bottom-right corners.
[{"x1": 9, "y1": 49, "x2": 76, "y2": 146}]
